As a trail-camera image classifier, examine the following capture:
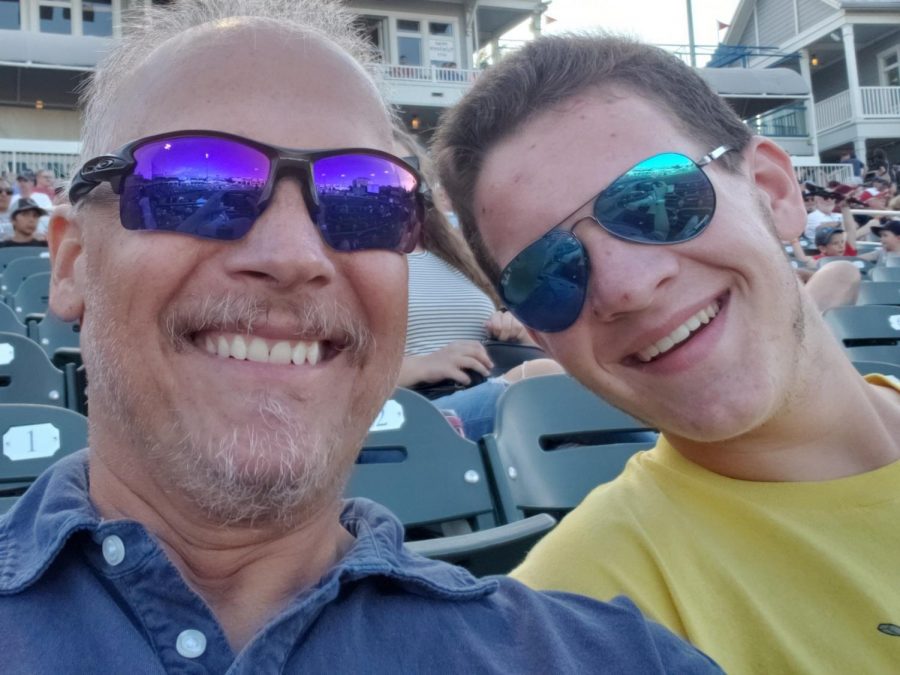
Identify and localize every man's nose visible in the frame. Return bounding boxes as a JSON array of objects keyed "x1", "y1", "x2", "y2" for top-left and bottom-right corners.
[
  {"x1": 221, "y1": 177, "x2": 337, "y2": 290},
  {"x1": 577, "y1": 221, "x2": 680, "y2": 323}
]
